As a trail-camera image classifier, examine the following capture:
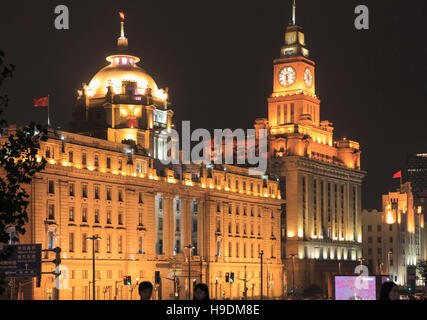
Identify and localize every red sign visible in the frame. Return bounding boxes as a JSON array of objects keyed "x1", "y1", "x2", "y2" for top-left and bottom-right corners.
[{"x1": 126, "y1": 119, "x2": 138, "y2": 128}]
